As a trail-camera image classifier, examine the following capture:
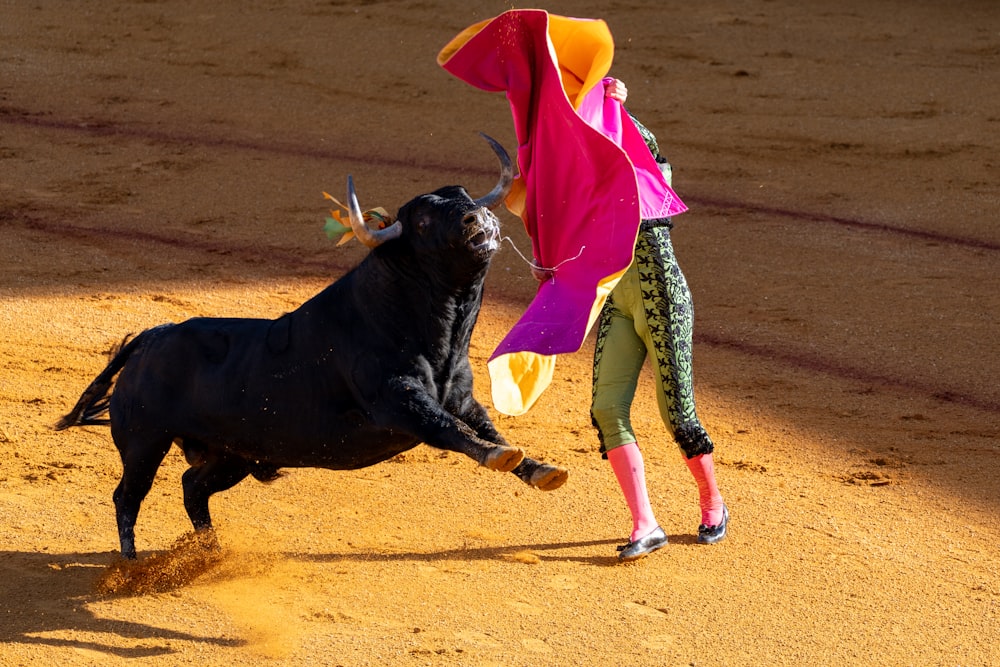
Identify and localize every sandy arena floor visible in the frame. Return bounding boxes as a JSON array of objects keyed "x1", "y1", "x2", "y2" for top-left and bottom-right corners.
[{"x1": 1, "y1": 1, "x2": 998, "y2": 665}]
